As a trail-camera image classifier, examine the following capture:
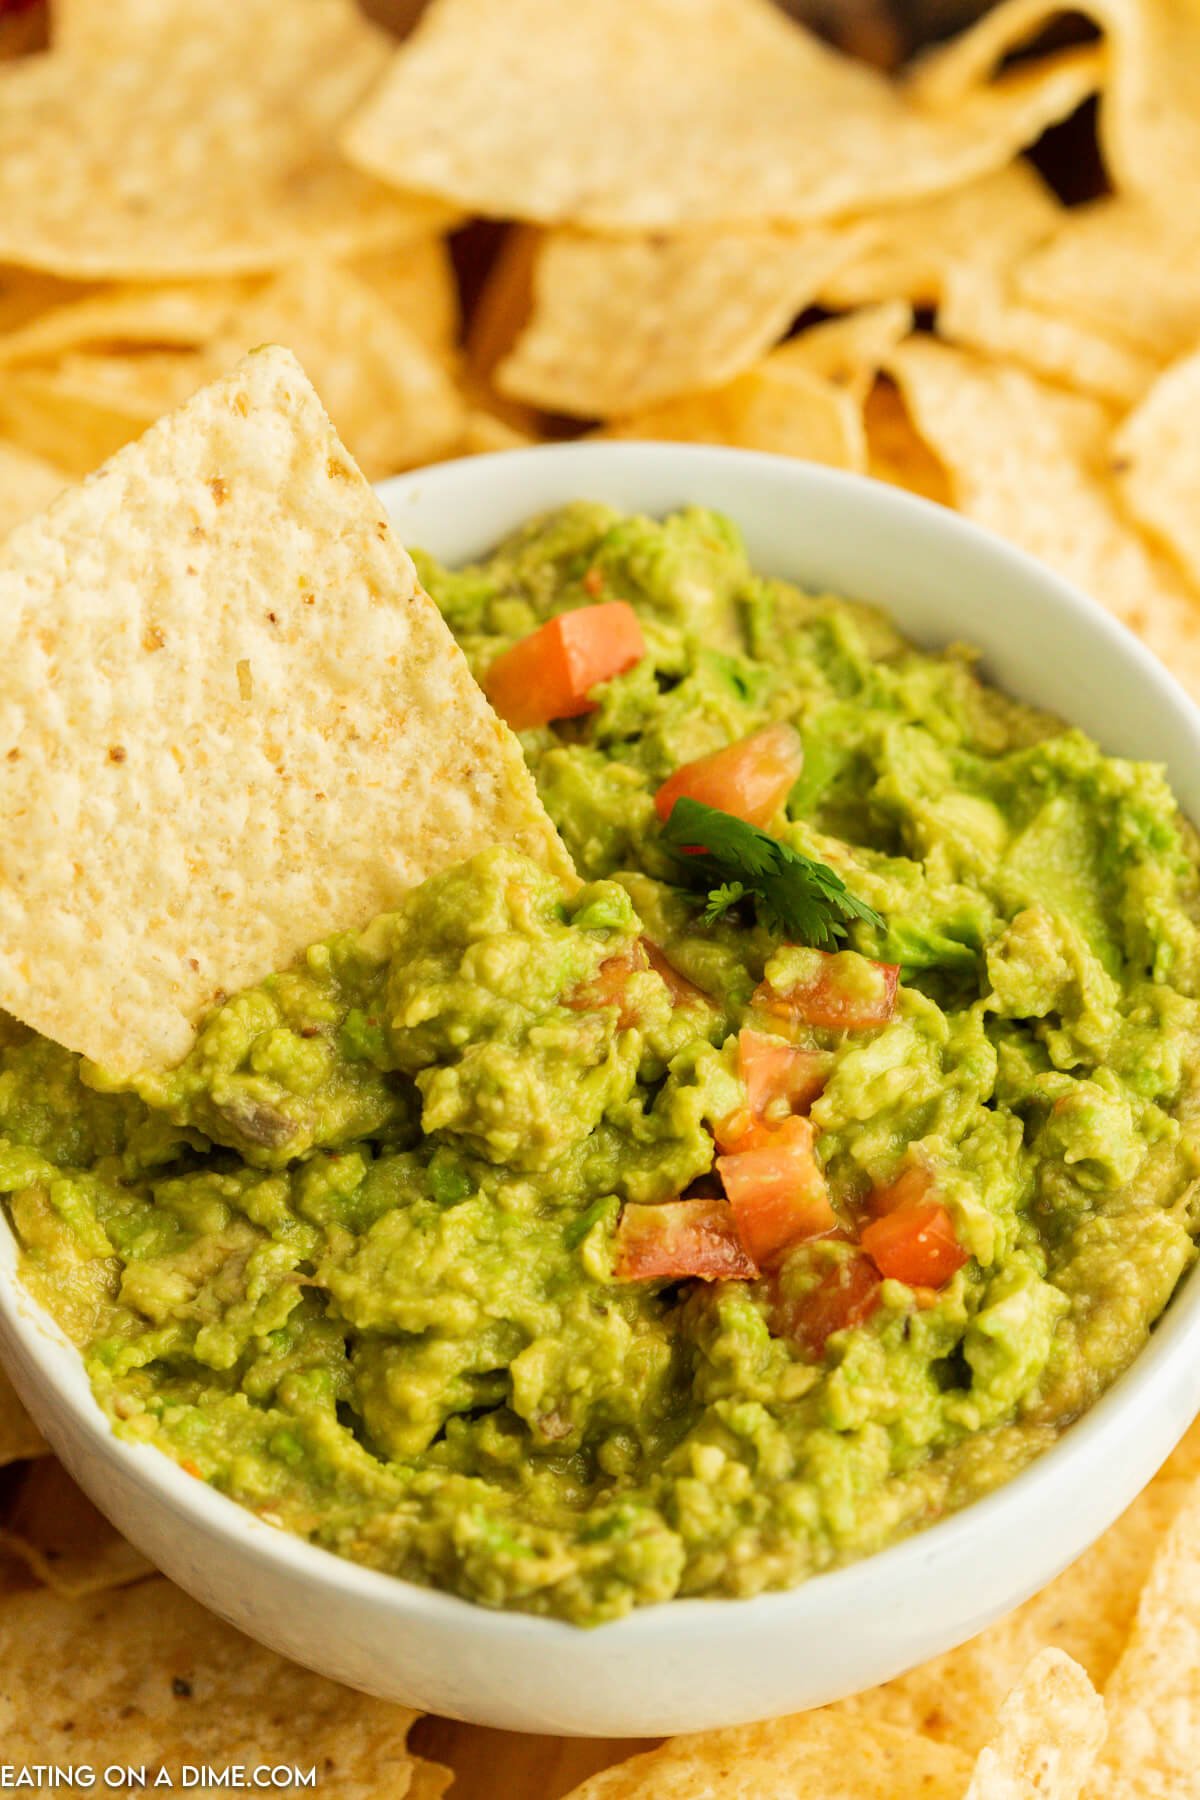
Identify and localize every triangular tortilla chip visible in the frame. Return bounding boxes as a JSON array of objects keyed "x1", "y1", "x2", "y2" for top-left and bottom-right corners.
[
  {"x1": 601, "y1": 355, "x2": 865, "y2": 470},
  {"x1": 0, "y1": 1575, "x2": 434, "y2": 1795},
  {"x1": 0, "y1": 0, "x2": 452, "y2": 279},
  {"x1": 1111, "y1": 347, "x2": 1200, "y2": 589},
  {"x1": 342, "y1": 0, "x2": 1099, "y2": 231},
  {"x1": 1015, "y1": 200, "x2": 1200, "y2": 359},
  {"x1": 909, "y1": 0, "x2": 1200, "y2": 211},
  {"x1": 0, "y1": 263, "x2": 466, "y2": 480},
  {"x1": 496, "y1": 225, "x2": 865, "y2": 417},
  {"x1": 0, "y1": 345, "x2": 570, "y2": 1075},
  {"x1": 964, "y1": 1649, "x2": 1105, "y2": 1800},
  {"x1": 821, "y1": 164, "x2": 1062, "y2": 309},
  {"x1": 937, "y1": 264, "x2": 1158, "y2": 407},
  {"x1": 559, "y1": 1710, "x2": 972, "y2": 1798},
  {"x1": 834, "y1": 1473, "x2": 1192, "y2": 1756},
  {"x1": 1082, "y1": 1479, "x2": 1200, "y2": 1798},
  {"x1": 885, "y1": 336, "x2": 1200, "y2": 701}
]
